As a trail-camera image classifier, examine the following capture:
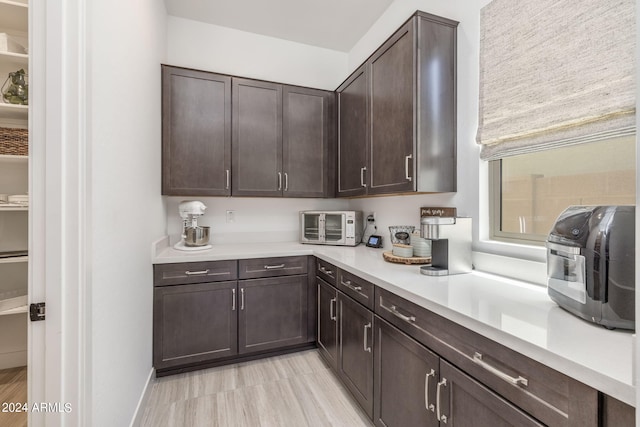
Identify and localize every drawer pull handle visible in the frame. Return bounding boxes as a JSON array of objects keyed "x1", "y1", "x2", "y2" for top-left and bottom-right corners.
[
  {"x1": 232, "y1": 288, "x2": 236, "y2": 311},
  {"x1": 360, "y1": 167, "x2": 367, "y2": 187},
  {"x1": 436, "y1": 378, "x2": 448, "y2": 423},
  {"x1": 388, "y1": 304, "x2": 416, "y2": 323},
  {"x1": 330, "y1": 298, "x2": 337, "y2": 321},
  {"x1": 405, "y1": 154, "x2": 413, "y2": 181},
  {"x1": 363, "y1": 322, "x2": 372, "y2": 353},
  {"x1": 240, "y1": 288, "x2": 245, "y2": 310},
  {"x1": 472, "y1": 352, "x2": 529, "y2": 387},
  {"x1": 264, "y1": 264, "x2": 286, "y2": 270},
  {"x1": 425, "y1": 369, "x2": 435, "y2": 412},
  {"x1": 318, "y1": 265, "x2": 334, "y2": 277},
  {"x1": 185, "y1": 269, "x2": 209, "y2": 276},
  {"x1": 341, "y1": 279, "x2": 362, "y2": 292}
]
